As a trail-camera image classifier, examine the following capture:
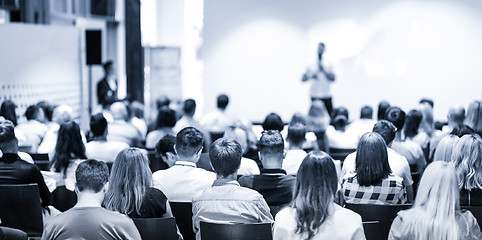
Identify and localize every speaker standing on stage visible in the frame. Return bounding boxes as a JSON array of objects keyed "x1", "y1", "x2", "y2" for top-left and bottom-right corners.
[
  {"x1": 302, "y1": 42, "x2": 335, "y2": 117},
  {"x1": 97, "y1": 61, "x2": 118, "y2": 107}
]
